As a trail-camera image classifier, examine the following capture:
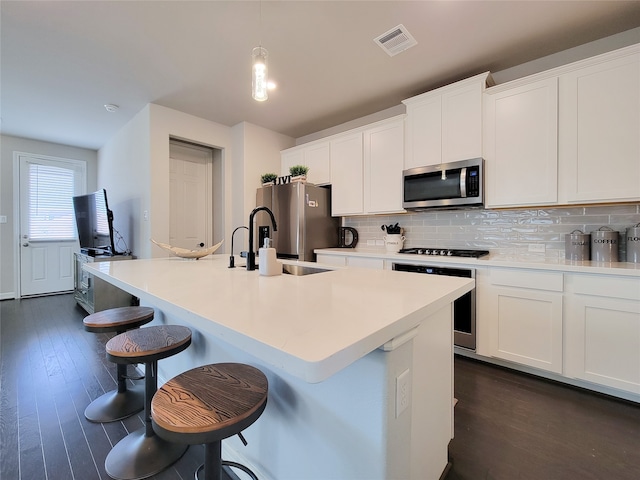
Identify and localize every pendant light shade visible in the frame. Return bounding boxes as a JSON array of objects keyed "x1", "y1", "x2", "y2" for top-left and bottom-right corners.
[{"x1": 252, "y1": 46, "x2": 268, "y2": 102}]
